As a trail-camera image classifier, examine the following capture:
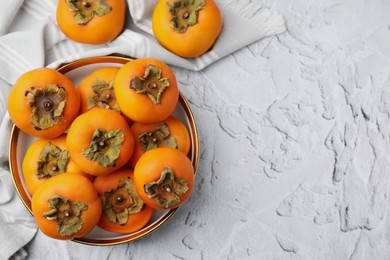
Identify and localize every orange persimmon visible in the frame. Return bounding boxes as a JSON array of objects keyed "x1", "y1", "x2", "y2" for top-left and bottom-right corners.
[
  {"x1": 8, "y1": 68, "x2": 80, "y2": 139},
  {"x1": 56, "y1": 0, "x2": 126, "y2": 44},
  {"x1": 31, "y1": 173, "x2": 102, "y2": 240},
  {"x1": 152, "y1": 0, "x2": 223, "y2": 58},
  {"x1": 133, "y1": 148, "x2": 194, "y2": 210},
  {"x1": 93, "y1": 168, "x2": 153, "y2": 233},
  {"x1": 114, "y1": 58, "x2": 179, "y2": 123},
  {"x1": 78, "y1": 67, "x2": 121, "y2": 114},
  {"x1": 22, "y1": 134, "x2": 92, "y2": 196},
  {"x1": 128, "y1": 116, "x2": 190, "y2": 168},
  {"x1": 66, "y1": 108, "x2": 135, "y2": 176}
]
